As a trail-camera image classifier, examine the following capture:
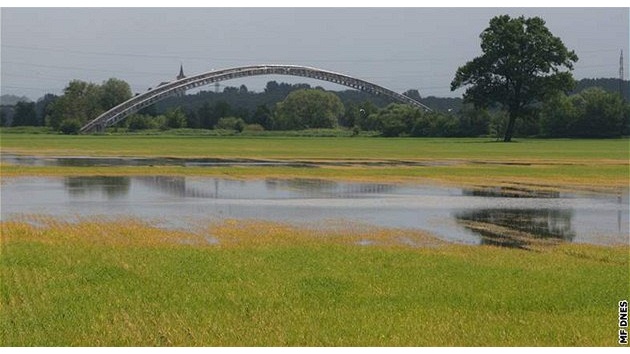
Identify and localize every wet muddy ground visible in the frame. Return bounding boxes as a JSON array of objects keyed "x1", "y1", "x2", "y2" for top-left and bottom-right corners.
[{"x1": 1, "y1": 153, "x2": 468, "y2": 168}]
